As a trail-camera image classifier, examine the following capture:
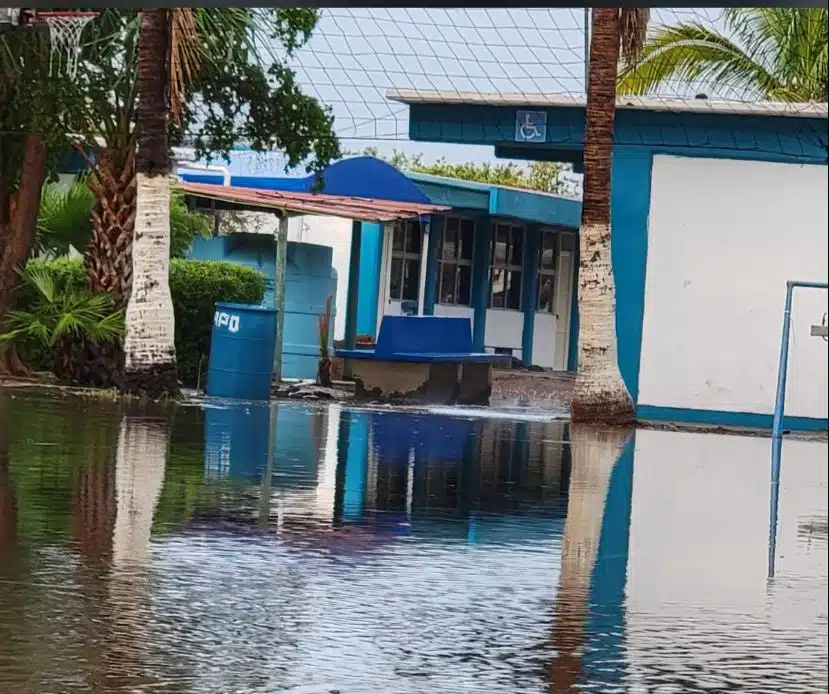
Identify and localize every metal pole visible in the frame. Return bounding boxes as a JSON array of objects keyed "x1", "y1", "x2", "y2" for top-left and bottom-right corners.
[
  {"x1": 767, "y1": 281, "x2": 793, "y2": 579},
  {"x1": 272, "y1": 214, "x2": 289, "y2": 384},
  {"x1": 767, "y1": 278, "x2": 828, "y2": 579}
]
